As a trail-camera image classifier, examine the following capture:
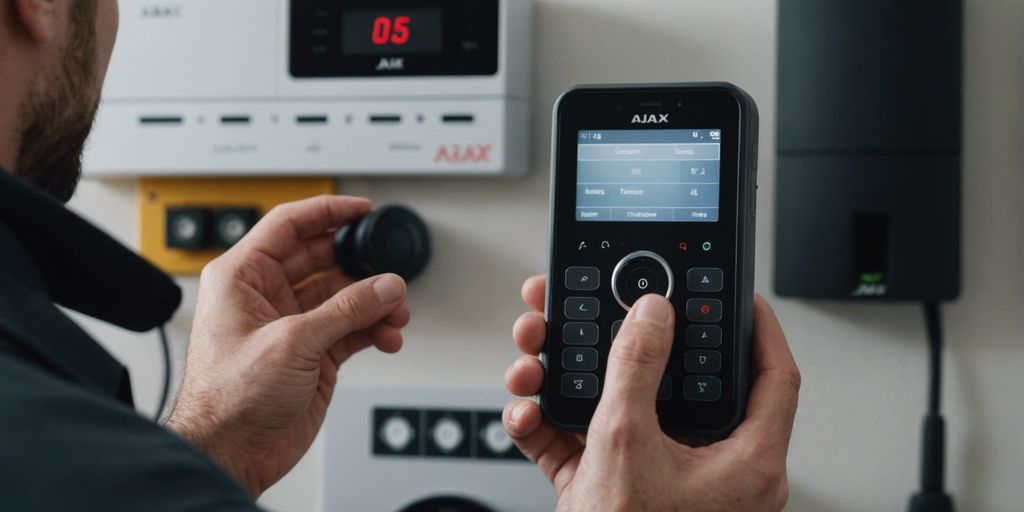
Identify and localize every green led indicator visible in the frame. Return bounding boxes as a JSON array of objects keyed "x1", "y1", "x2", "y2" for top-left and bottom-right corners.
[
  {"x1": 701, "y1": 241, "x2": 712, "y2": 252},
  {"x1": 860, "y1": 272, "x2": 885, "y2": 284}
]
